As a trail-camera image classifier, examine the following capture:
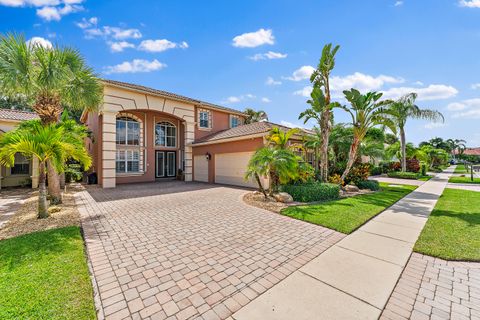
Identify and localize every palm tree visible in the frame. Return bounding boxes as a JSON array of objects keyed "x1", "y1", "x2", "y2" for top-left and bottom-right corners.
[
  {"x1": 266, "y1": 127, "x2": 300, "y2": 150},
  {"x1": 388, "y1": 93, "x2": 444, "y2": 172},
  {"x1": 244, "y1": 108, "x2": 268, "y2": 124},
  {"x1": 447, "y1": 138, "x2": 466, "y2": 160},
  {"x1": 0, "y1": 121, "x2": 91, "y2": 218},
  {"x1": 339, "y1": 89, "x2": 396, "y2": 182},
  {"x1": 0, "y1": 33, "x2": 102, "y2": 203},
  {"x1": 299, "y1": 44, "x2": 340, "y2": 182},
  {"x1": 245, "y1": 147, "x2": 299, "y2": 196}
]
